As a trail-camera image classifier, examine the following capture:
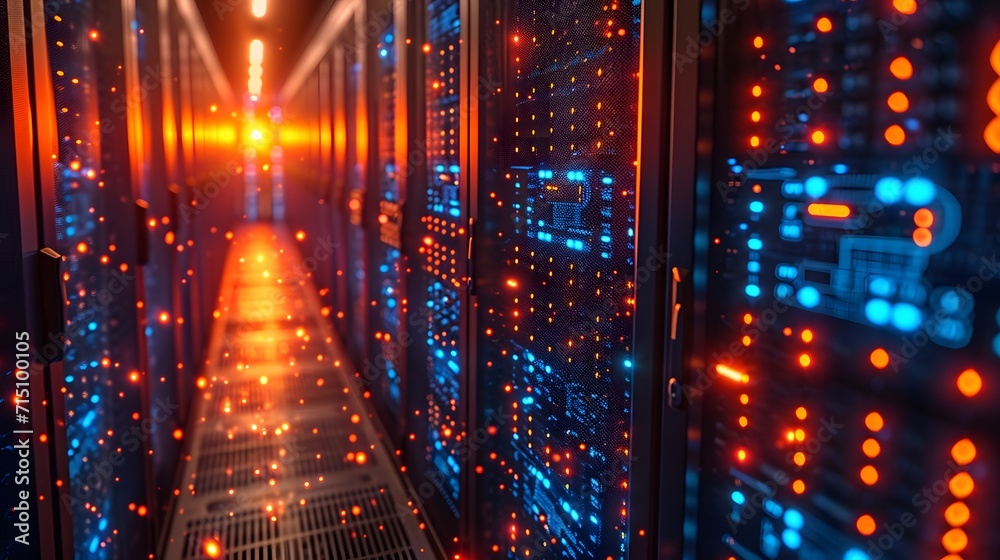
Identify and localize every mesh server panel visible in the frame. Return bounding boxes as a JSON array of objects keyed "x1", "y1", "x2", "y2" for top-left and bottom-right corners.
[
  {"x1": 692, "y1": 1, "x2": 1000, "y2": 558},
  {"x1": 367, "y1": 14, "x2": 407, "y2": 424},
  {"x1": 45, "y1": 1, "x2": 152, "y2": 556},
  {"x1": 412, "y1": 0, "x2": 466, "y2": 520},
  {"x1": 476, "y1": 1, "x2": 643, "y2": 558},
  {"x1": 345, "y1": 32, "x2": 371, "y2": 366}
]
